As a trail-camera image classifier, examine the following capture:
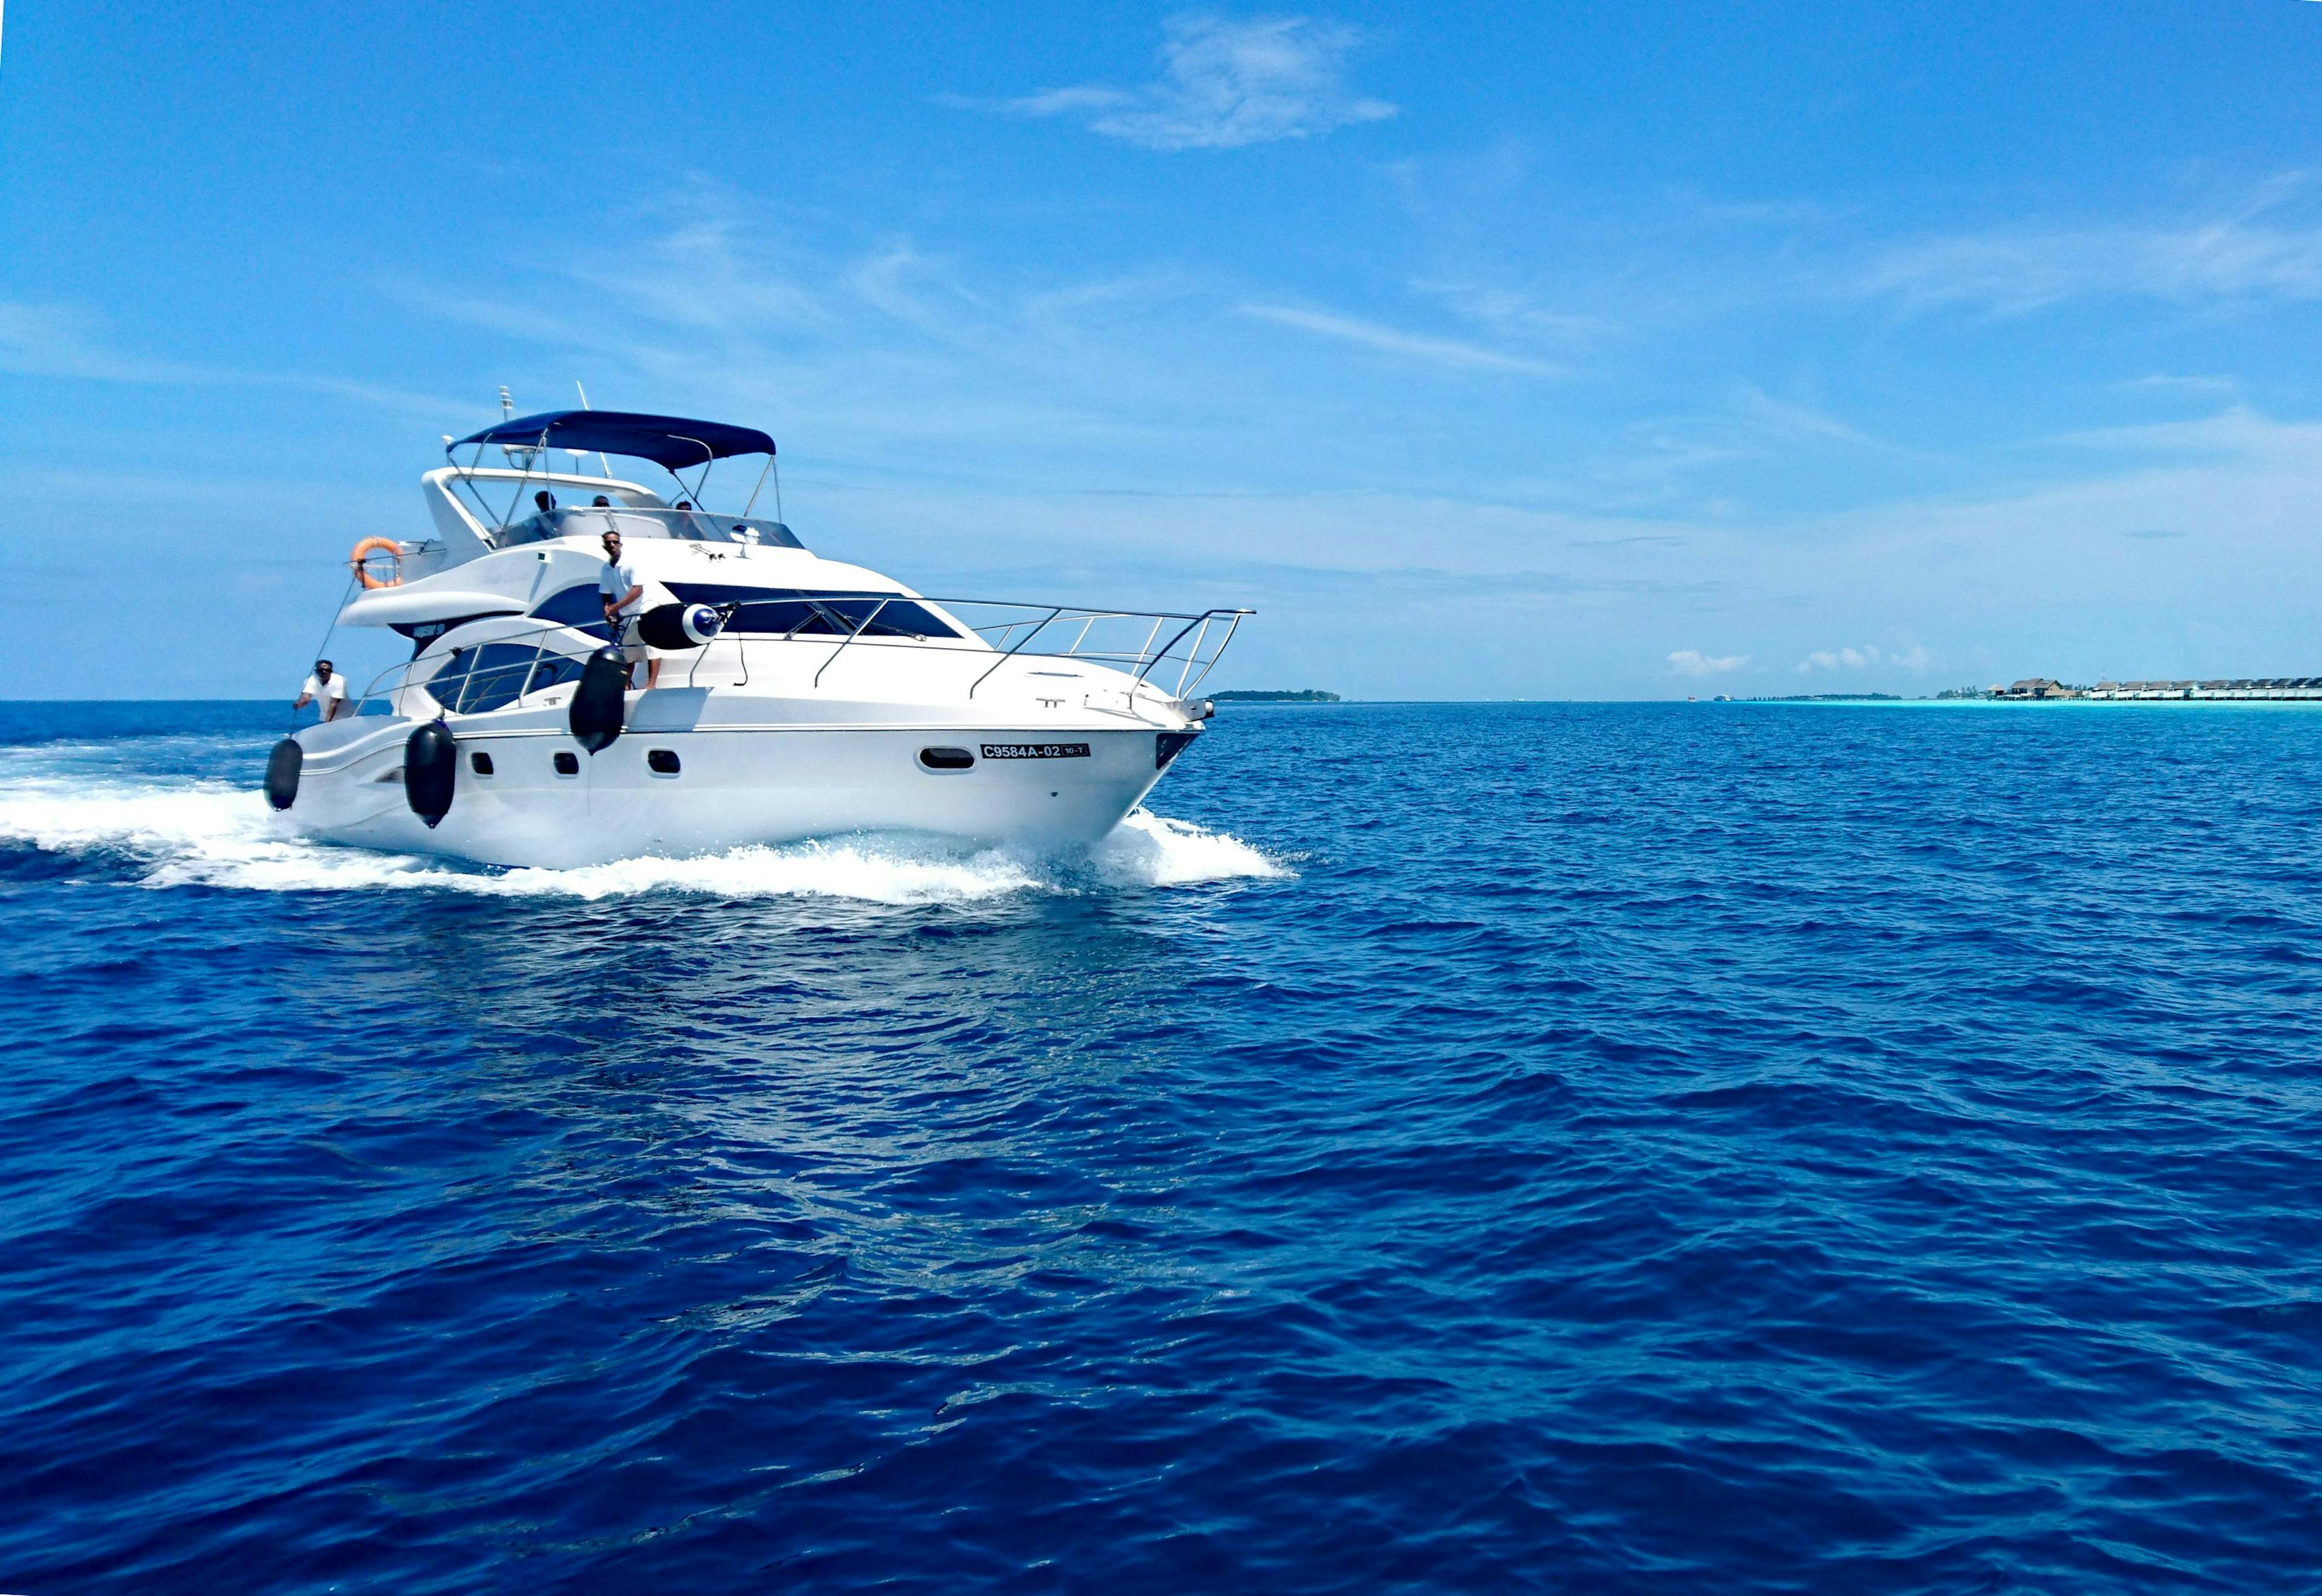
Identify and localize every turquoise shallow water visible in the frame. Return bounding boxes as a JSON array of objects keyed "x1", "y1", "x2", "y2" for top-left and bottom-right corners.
[{"x1": 4, "y1": 699, "x2": 2321, "y2": 1592}]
